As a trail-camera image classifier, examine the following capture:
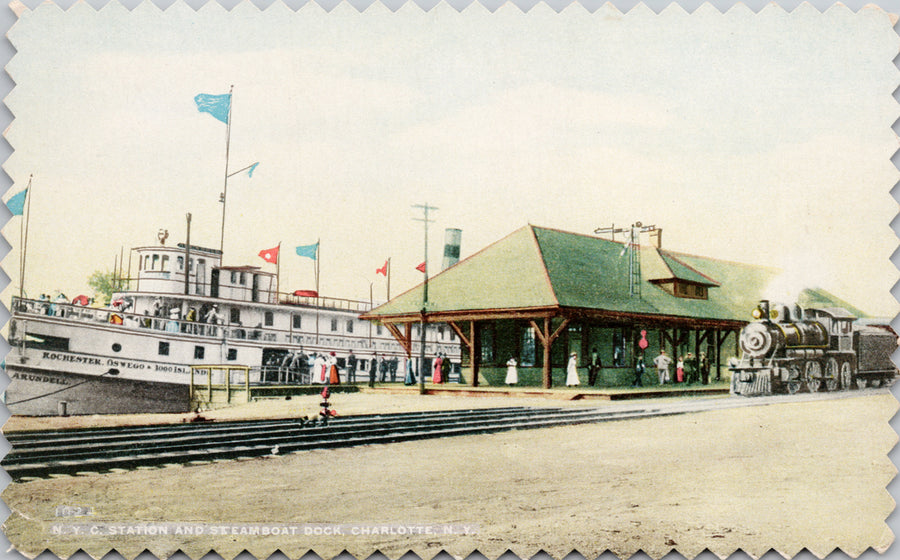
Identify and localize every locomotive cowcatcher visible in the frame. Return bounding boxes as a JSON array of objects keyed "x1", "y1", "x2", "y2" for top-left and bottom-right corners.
[{"x1": 731, "y1": 300, "x2": 897, "y2": 396}]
